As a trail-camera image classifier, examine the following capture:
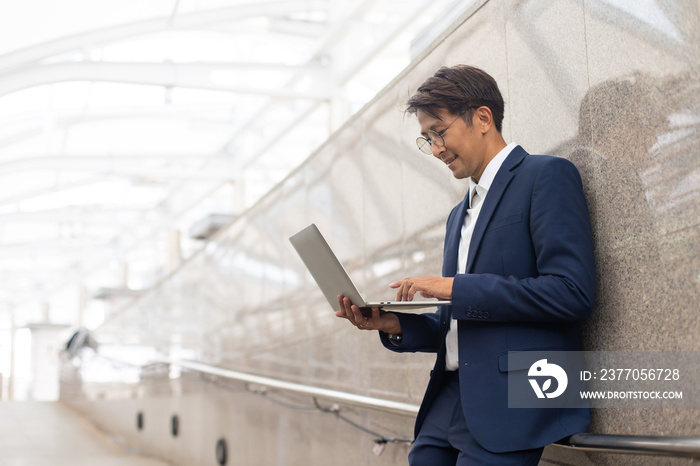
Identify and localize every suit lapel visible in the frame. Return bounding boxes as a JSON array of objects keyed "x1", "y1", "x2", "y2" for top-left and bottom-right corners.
[
  {"x1": 466, "y1": 146, "x2": 528, "y2": 273},
  {"x1": 443, "y1": 193, "x2": 469, "y2": 278}
]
